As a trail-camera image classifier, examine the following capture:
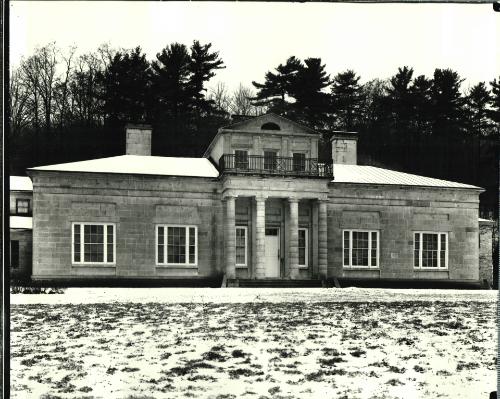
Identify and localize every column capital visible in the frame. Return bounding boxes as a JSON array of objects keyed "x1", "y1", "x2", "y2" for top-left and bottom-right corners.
[
  {"x1": 287, "y1": 197, "x2": 299, "y2": 204},
  {"x1": 317, "y1": 197, "x2": 329, "y2": 204},
  {"x1": 222, "y1": 194, "x2": 237, "y2": 201},
  {"x1": 254, "y1": 194, "x2": 267, "y2": 202}
]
